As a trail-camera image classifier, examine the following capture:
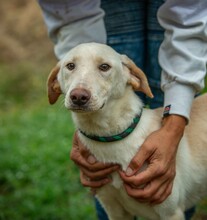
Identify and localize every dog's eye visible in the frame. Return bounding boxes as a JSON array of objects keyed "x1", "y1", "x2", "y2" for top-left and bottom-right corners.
[
  {"x1": 99, "y1": 64, "x2": 111, "y2": 72},
  {"x1": 66, "y1": 63, "x2": 75, "y2": 70}
]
